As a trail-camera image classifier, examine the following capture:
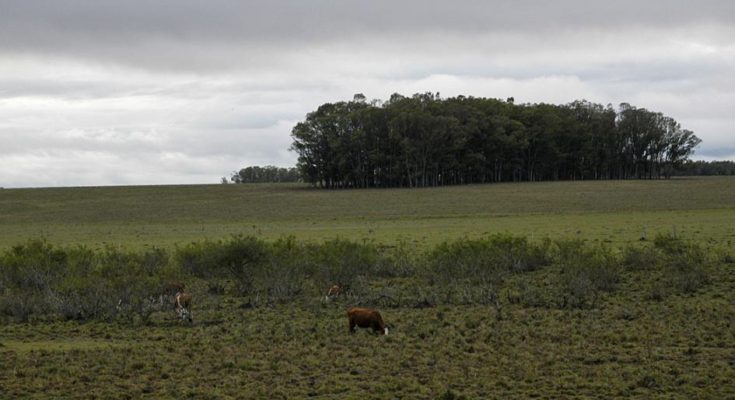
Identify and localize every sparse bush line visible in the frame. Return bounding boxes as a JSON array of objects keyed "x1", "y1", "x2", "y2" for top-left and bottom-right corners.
[{"x1": 0, "y1": 234, "x2": 726, "y2": 323}]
